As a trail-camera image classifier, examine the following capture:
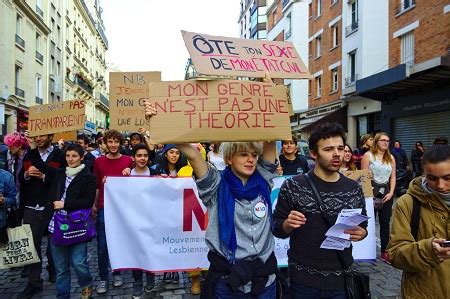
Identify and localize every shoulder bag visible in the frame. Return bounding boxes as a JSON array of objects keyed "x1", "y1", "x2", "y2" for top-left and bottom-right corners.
[{"x1": 304, "y1": 173, "x2": 371, "y2": 299}]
